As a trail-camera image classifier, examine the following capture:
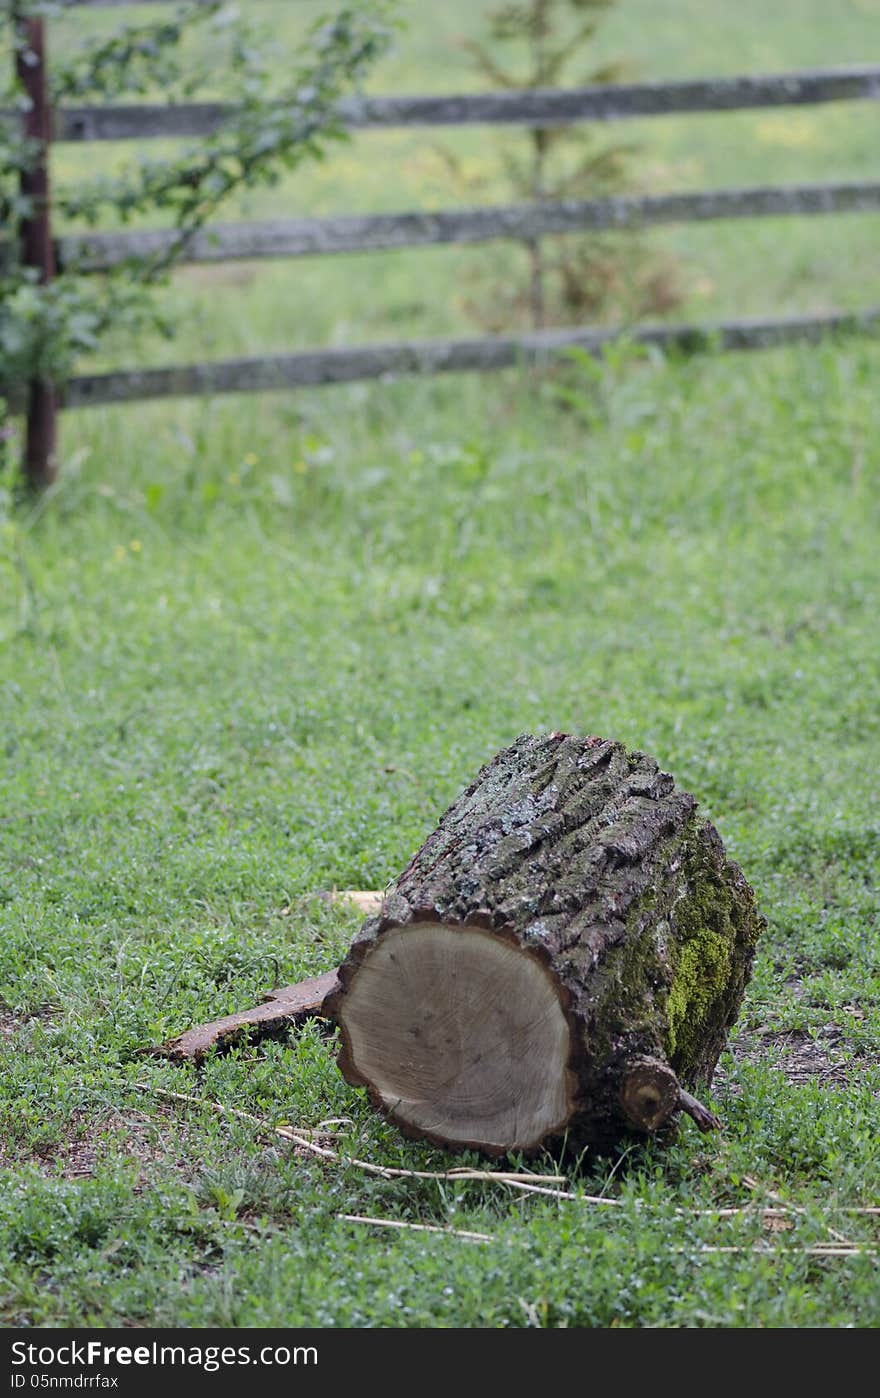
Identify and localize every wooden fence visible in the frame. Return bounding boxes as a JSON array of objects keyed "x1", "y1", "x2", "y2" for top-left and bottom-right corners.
[{"x1": 4, "y1": 1, "x2": 880, "y2": 485}]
